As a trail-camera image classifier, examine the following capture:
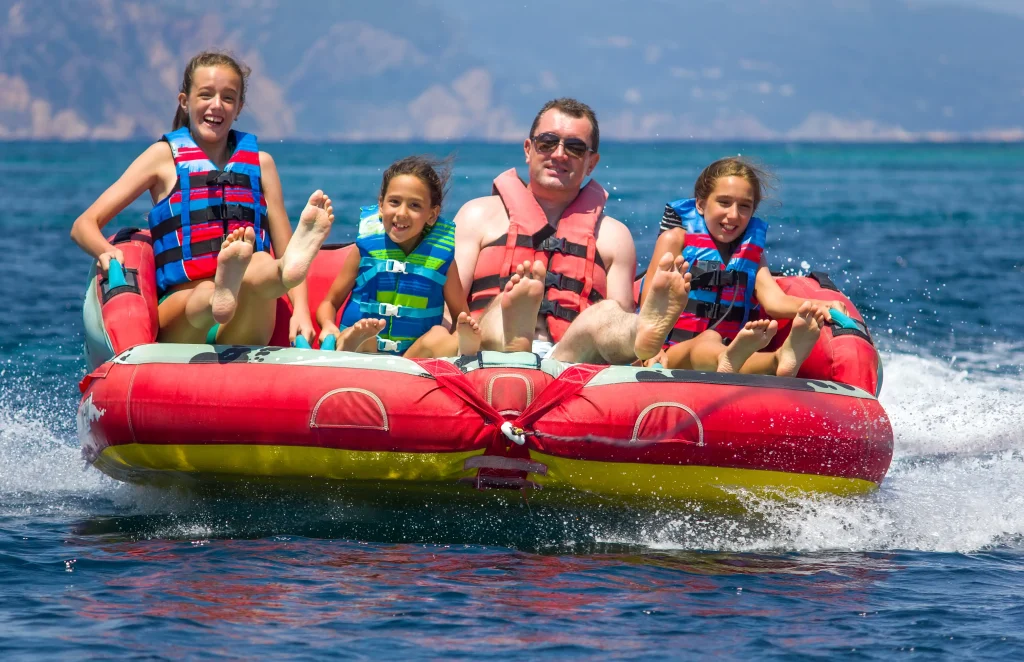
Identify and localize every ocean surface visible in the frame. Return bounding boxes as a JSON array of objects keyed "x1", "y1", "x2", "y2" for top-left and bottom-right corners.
[{"x1": 1, "y1": 141, "x2": 1022, "y2": 659}]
